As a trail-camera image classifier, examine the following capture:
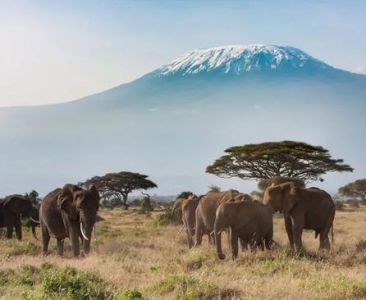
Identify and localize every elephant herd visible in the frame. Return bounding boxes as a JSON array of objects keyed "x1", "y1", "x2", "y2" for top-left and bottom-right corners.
[
  {"x1": 173, "y1": 182, "x2": 335, "y2": 259},
  {"x1": 0, "y1": 183, "x2": 100, "y2": 257},
  {"x1": 0, "y1": 181, "x2": 335, "y2": 260}
]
